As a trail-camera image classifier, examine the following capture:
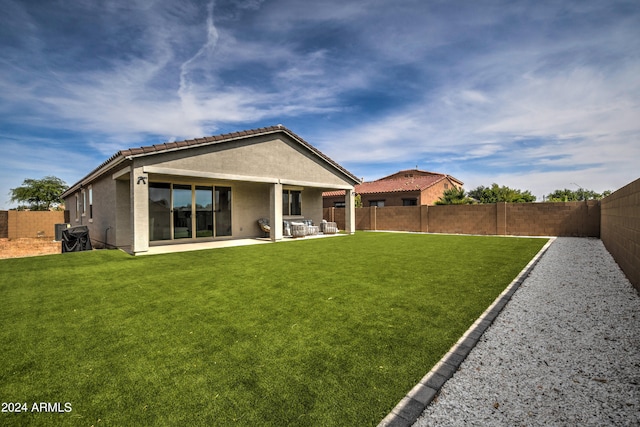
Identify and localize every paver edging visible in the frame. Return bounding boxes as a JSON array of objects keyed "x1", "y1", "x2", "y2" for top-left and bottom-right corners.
[{"x1": 378, "y1": 237, "x2": 556, "y2": 427}]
